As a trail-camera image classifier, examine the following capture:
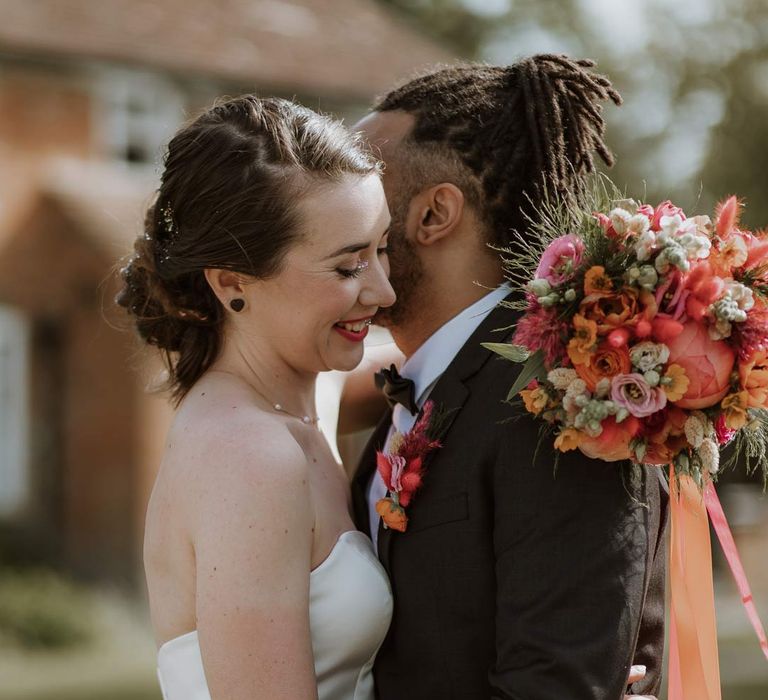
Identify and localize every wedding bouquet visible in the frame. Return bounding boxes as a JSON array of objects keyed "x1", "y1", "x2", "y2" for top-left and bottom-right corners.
[
  {"x1": 489, "y1": 182, "x2": 768, "y2": 699},
  {"x1": 490, "y1": 183, "x2": 768, "y2": 486}
]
